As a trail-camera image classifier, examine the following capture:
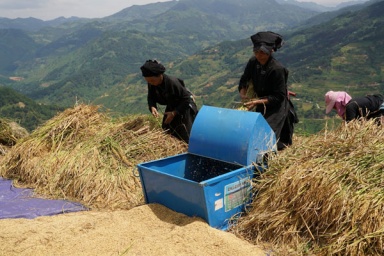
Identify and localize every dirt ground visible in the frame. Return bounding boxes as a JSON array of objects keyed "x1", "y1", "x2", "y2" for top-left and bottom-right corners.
[{"x1": 0, "y1": 203, "x2": 268, "y2": 256}]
